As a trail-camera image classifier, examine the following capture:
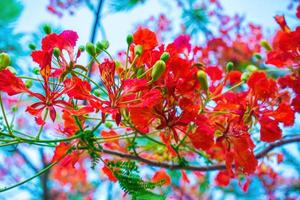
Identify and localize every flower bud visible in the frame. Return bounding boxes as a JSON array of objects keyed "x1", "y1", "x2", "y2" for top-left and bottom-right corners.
[
  {"x1": 196, "y1": 70, "x2": 208, "y2": 92},
  {"x1": 93, "y1": 89, "x2": 101, "y2": 97},
  {"x1": 7, "y1": 66, "x2": 16, "y2": 74},
  {"x1": 226, "y1": 61, "x2": 234, "y2": 72},
  {"x1": 43, "y1": 24, "x2": 52, "y2": 35},
  {"x1": 253, "y1": 52, "x2": 262, "y2": 60},
  {"x1": 79, "y1": 45, "x2": 85, "y2": 52},
  {"x1": 160, "y1": 52, "x2": 170, "y2": 62},
  {"x1": 134, "y1": 45, "x2": 143, "y2": 56},
  {"x1": 97, "y1": 40, "x2": 109, "y2": 50},
  {"x1": 25, "y1": 79, "x2": 33, "y2": 88},
  {"x1": 11, "y1": 105, "x2": 18, "y2": 113},
  {"x1": 53, "y1": 47, "x2": 60, "y2": 58},
  {"x1": 260, "y1": 40, "x2": 272, "y2": 51},
  {"x1": 126, "y1": 34, "x2": 133, "y2": 45},
  {"x1": 33, "y1": 67, "x2": 40, "y2": 75},
  {"x1": 29, "y1": 43, "x2": 36, "y2": 50},
  {"x1": 105, "y1": 121, "x2": 113, "y2": 129},
  {"x1": 0, "y1": 53, "x2": 10, "y2": 70},
  {"x1": 137, "y1": 67, "x2": 145, "y2": 78},
  {"x1": 241, "y1": 72, "x2": 250, "y2": 81},
  {"x1": 151, "y1": 60, "x2": 166, "y2": 81},
  {"x1": 86, "y1": 42, "x2": 96, "y2": 57},
  {"x1": 246, "y1": 65, "x2": 258, "y2": 72}
]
